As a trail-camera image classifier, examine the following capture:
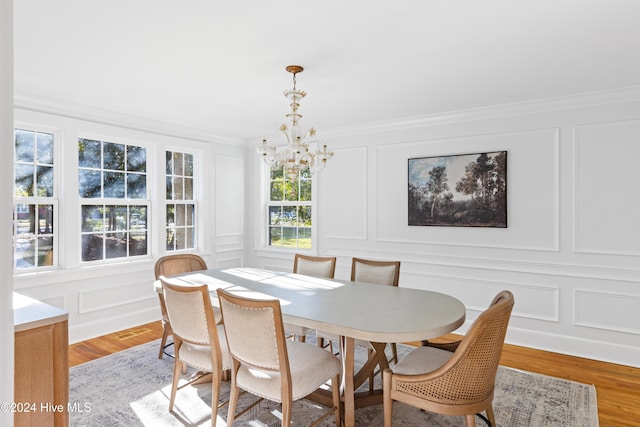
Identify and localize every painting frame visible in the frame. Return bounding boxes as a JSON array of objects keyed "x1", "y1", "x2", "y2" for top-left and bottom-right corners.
[{"x1": 408, "y1": 151, "x2": 507, "y2": 228}]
